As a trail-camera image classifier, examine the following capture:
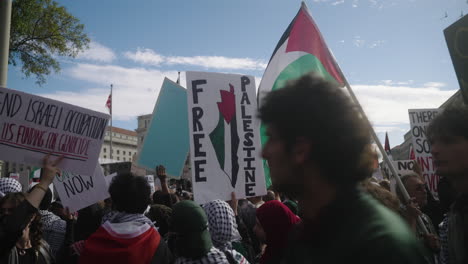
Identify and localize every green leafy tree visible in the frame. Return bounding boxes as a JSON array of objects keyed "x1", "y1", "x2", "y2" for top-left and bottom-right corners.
[{"x1": 8, "y1": 0, "x2": 89, "y2": 85}]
